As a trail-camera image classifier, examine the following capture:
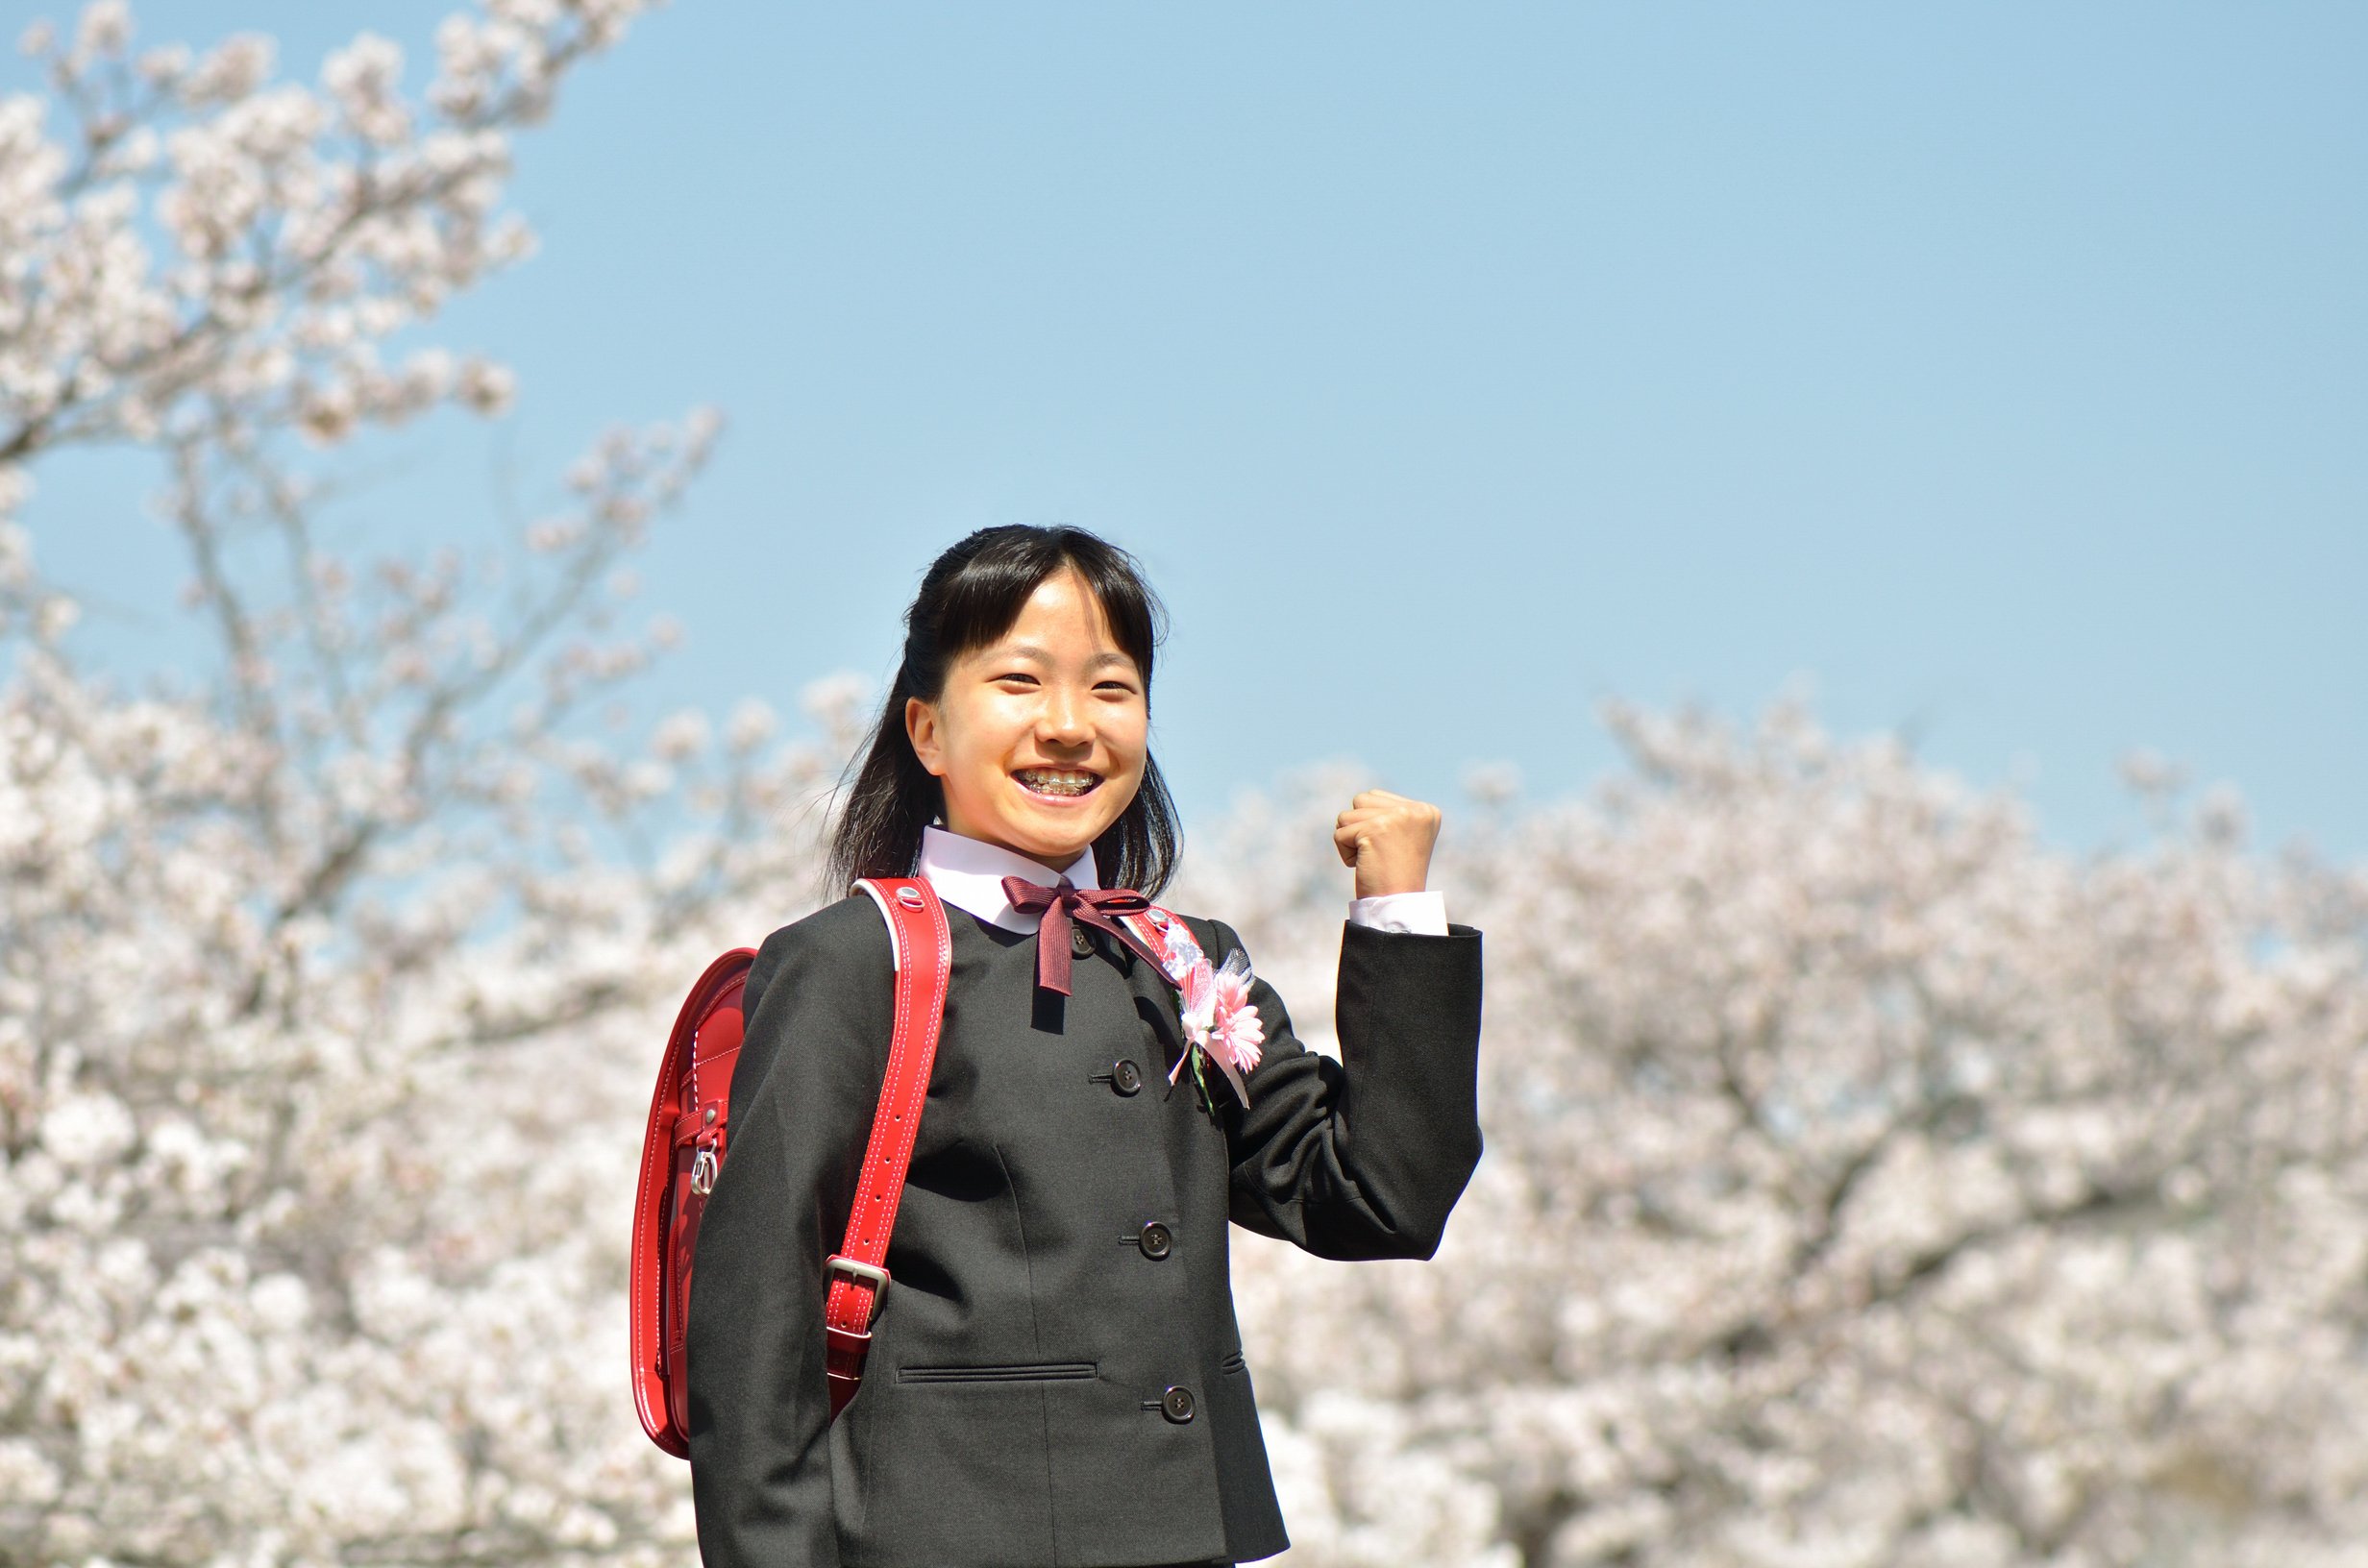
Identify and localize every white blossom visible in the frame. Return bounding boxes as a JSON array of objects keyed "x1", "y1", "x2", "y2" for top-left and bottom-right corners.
[{"x1": 1199, "y1": 702, "x2": 2368, "y2": 1567}]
